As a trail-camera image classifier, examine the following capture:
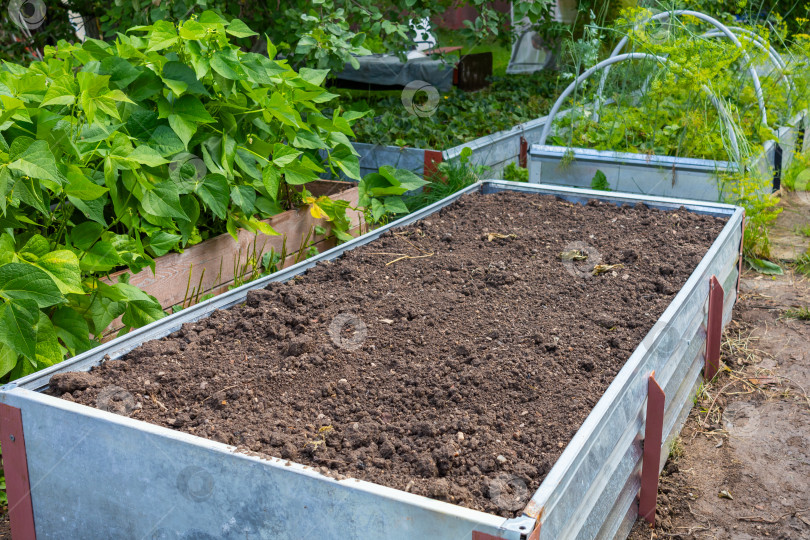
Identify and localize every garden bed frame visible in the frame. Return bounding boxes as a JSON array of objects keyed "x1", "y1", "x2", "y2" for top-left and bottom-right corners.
[
  {"x1": 777, "y1": 110, "x2": 810, "y2": 177},
  {"x1": 353, "y1": 115, "x2": 549, "y2": 180},
  {"x1": 0, "y1": 181, "x2": 743, "y2": 540},
  {"x1": 529, "y1": 111, "x2": 808, "y2": 201}
]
